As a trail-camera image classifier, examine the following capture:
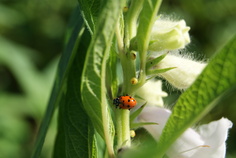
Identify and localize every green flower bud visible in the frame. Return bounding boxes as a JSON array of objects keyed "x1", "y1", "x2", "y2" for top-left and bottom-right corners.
[{"x1": 148, "y1": 19, "x2": 190, "y2": 51}]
